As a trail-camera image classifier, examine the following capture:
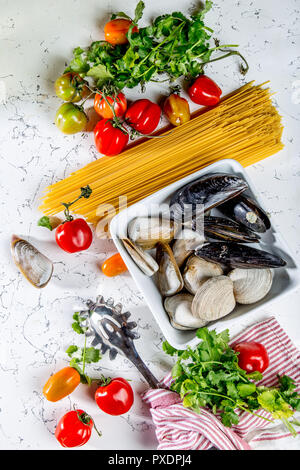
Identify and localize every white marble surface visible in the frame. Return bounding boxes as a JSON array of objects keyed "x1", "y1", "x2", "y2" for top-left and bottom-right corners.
[{"x1": 0, "y1": 0, "x2": 300, "y2": 450}]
